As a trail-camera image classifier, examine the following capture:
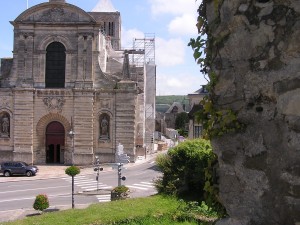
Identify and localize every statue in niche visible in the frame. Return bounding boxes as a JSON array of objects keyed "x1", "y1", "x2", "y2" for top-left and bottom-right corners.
[
  {"x1": 100, "y1": 115, "x2": 109, "y2": 140},
  {"x1": 1, "y1": 116, "x2": 9, "y2": 137}
]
